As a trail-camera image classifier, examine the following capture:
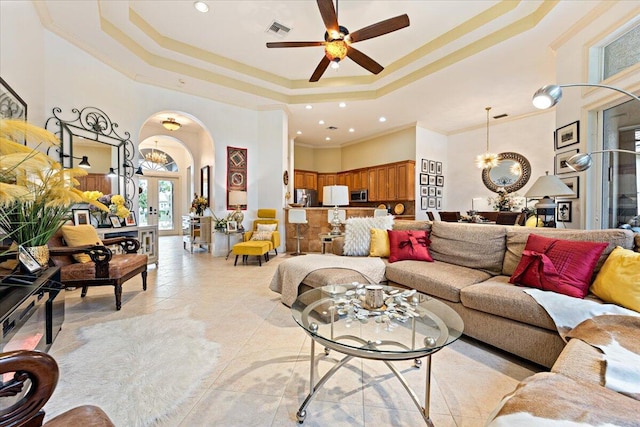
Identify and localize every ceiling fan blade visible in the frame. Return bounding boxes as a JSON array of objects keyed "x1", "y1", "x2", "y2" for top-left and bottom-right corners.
[
  {"x1": 348, "y1": 14, "x2": 410, "y2": 43},
  {"x1": 347, "y1": 46, "x2": 384, "y2": 75},
  {"x1": 310, "y1": 56, "x2": 331, "y2": 82},
  {"x1": 266, "y1": 41, "x2": 325, "y2": 48},
  {"x1": 317, "y1": 0, "x2": 339, "y2": 34}
]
